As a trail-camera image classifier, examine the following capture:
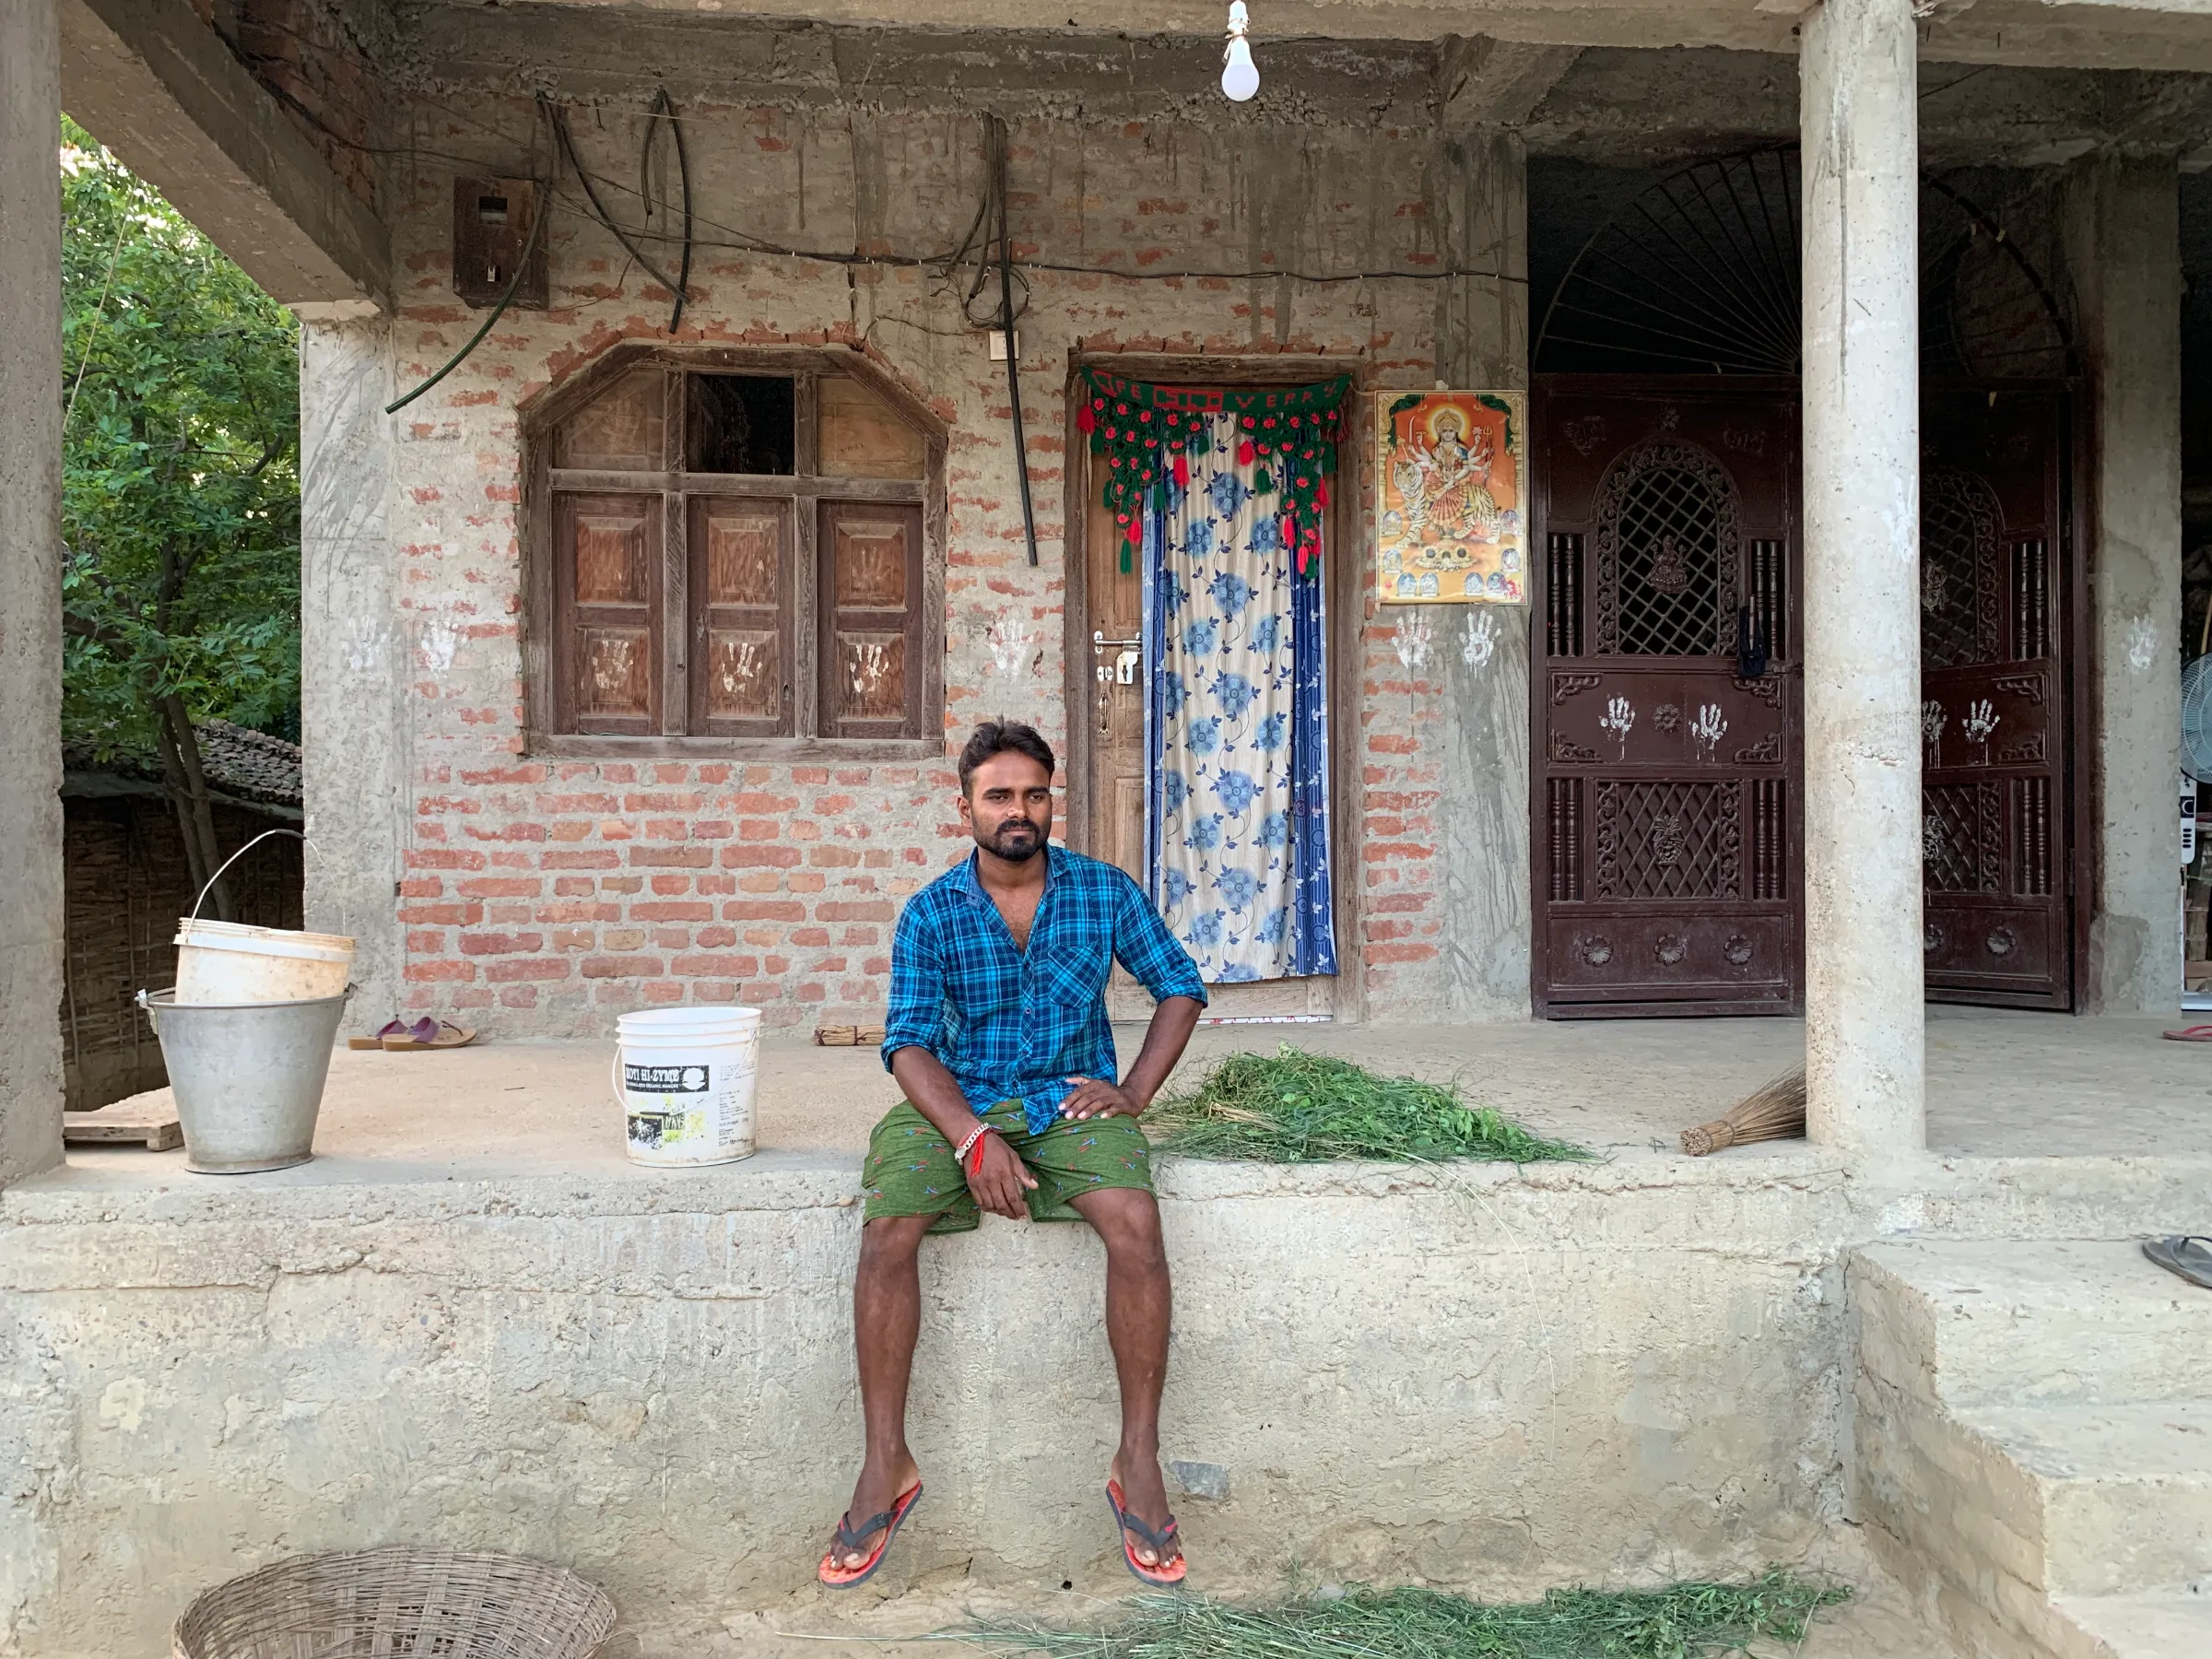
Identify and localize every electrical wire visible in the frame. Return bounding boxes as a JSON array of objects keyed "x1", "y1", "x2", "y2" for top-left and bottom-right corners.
[
  {"x1": 663, "y1": 90, "x2": 695, "y2": 334},
  {"x1": 383, "y1": 161, "x2": 548, "y2": 414},
  {"x1": 398, "y1": 96, "x2": 1522, "y2": 289},
  {"x1": 985, "y1": 115, "x2": 1040, "y2": 569},
  {"x1": 544, "y1": 95, "x2": 686, "y2": 302}
]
